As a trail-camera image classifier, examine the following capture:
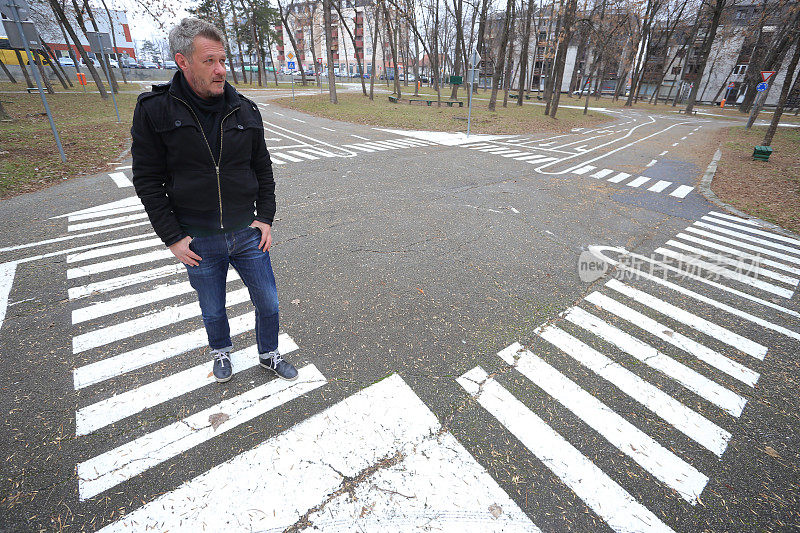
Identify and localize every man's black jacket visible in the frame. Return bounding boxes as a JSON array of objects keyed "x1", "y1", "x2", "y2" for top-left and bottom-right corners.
[{"x1": 131, "y1": 72, "x2": 275, "y2": 247}]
